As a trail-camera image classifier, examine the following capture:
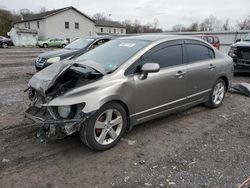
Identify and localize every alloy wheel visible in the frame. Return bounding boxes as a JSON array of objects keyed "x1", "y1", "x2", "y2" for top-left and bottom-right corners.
[
  {"x1": 94, "y1": 109, "x2": 123, "y2": 145},
  {"x1": 212, "y1": 82, "x2": 225, "y2": 105}
]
